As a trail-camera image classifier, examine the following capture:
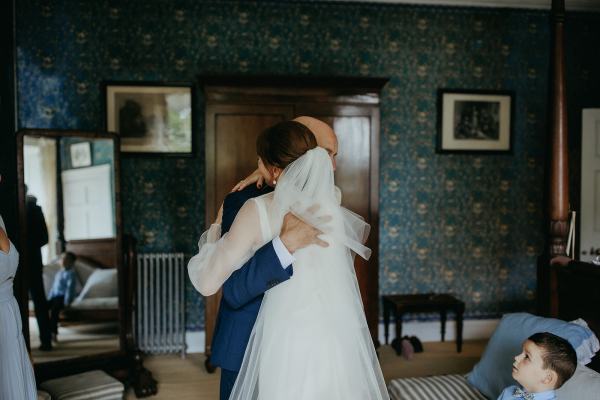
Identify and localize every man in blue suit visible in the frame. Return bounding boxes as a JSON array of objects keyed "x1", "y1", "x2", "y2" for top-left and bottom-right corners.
[{"x1": 203, "y1": 117, "x2": 339, "y2": 399}]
